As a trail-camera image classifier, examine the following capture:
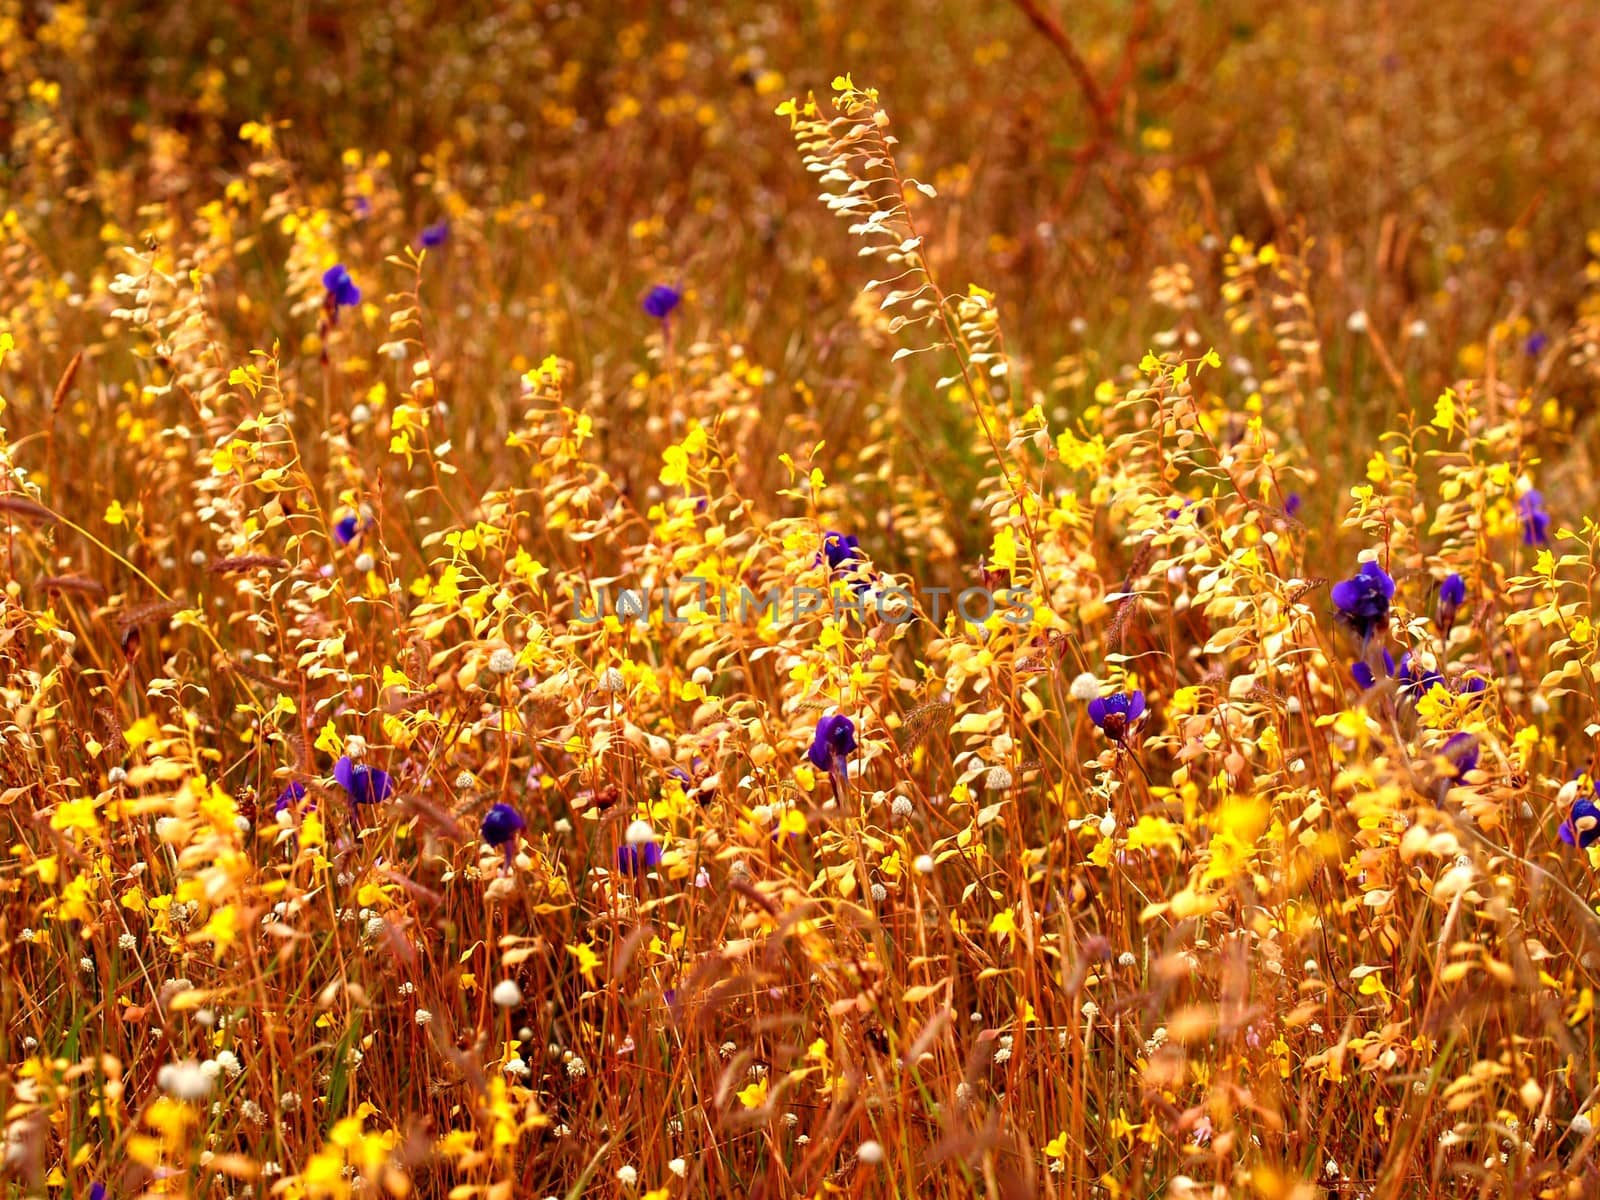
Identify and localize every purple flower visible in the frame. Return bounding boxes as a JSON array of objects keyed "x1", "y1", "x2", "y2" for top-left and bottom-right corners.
[
  {"x1": 643, "y1": 284, "x2": 681, "y2": 320},
  {"x1": 334, "y1": 756, "x2": 392, "y2": 805},
  {"x1": 89, "y1": 1184, "x2": 106, "y2": 1200},
  {"x1": 274, "y1": 780, "x2": 307, "y2": 814},
  {"x1": 1331, "y1": 560, "x2": 1395, "y2": 641},
  {"x1": 807, "y1": 714, "x2": 857, "y2": 772},
  {"x1": 482, "y1": 802, "x2": 525, "y2": 869},
  {"x1": 333, "y1": 514, "x2": 363, "y2": 545},
  {"x1": 1518, "y1": 491, "x2": 1551, "y2": 546},
  {"x1": 352, "y1": 196, "x2": 372, "y2": 219},
  {"x1": 420, "y1": 220, "x2": 450, "y2": 248},
  {"x1": 322, "y1": 264, "x2": 361, "y2": 310},
  {"x1": 617, "y1": 841, "x2": 663, "y2": 874},
  {"x1": 1350, "y1": 649, "x2": 1396, "y2": 691},
  {"x1": 1284, "y1": 493, "x2": 1302, "y2": 519},
  {"x1": 1440, "y1": 732, "x2": 1479, "y2": 779},
  {"x1": 822, "y1": 531, "x2": 860, "y2": 572},
  {"x1": 1525, "y1": 331, "x2": 1549, "y2": 358},
  {"x1": 1087, "y1": 690, "x2": 1146, "y2": 744},
  {"x1": 1559, "y1": 790, "x2": 1600, "y2": 849},
  {"x1": 481, "y1": 803, "x2": 525, "y2": 847},
  {"x1": 1437, "y1": 573, "x2": 1466, "y2": 628}
]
